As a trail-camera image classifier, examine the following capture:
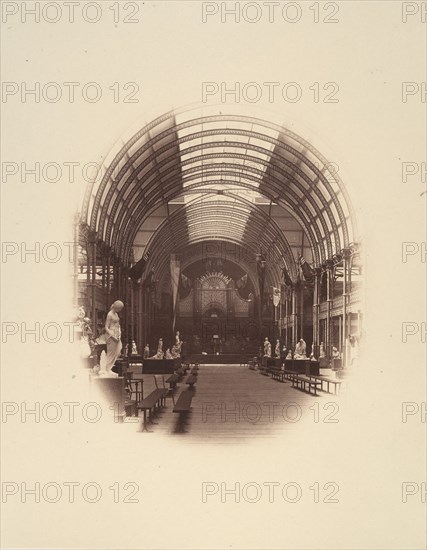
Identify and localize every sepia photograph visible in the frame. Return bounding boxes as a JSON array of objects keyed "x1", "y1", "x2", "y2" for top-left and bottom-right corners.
[{"x1": 1, "y1": 1, "x2": 425, "y2": 549}]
